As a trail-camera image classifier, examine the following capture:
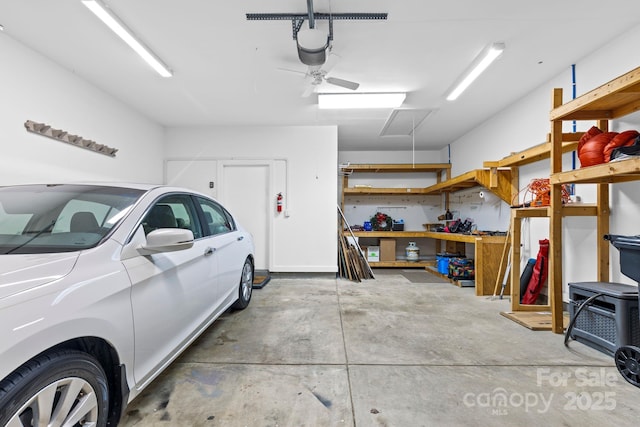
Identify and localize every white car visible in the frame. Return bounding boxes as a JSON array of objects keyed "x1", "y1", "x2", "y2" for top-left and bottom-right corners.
[{"x1": 0, "y1": 183, "x2": 255, "y2": 426}]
